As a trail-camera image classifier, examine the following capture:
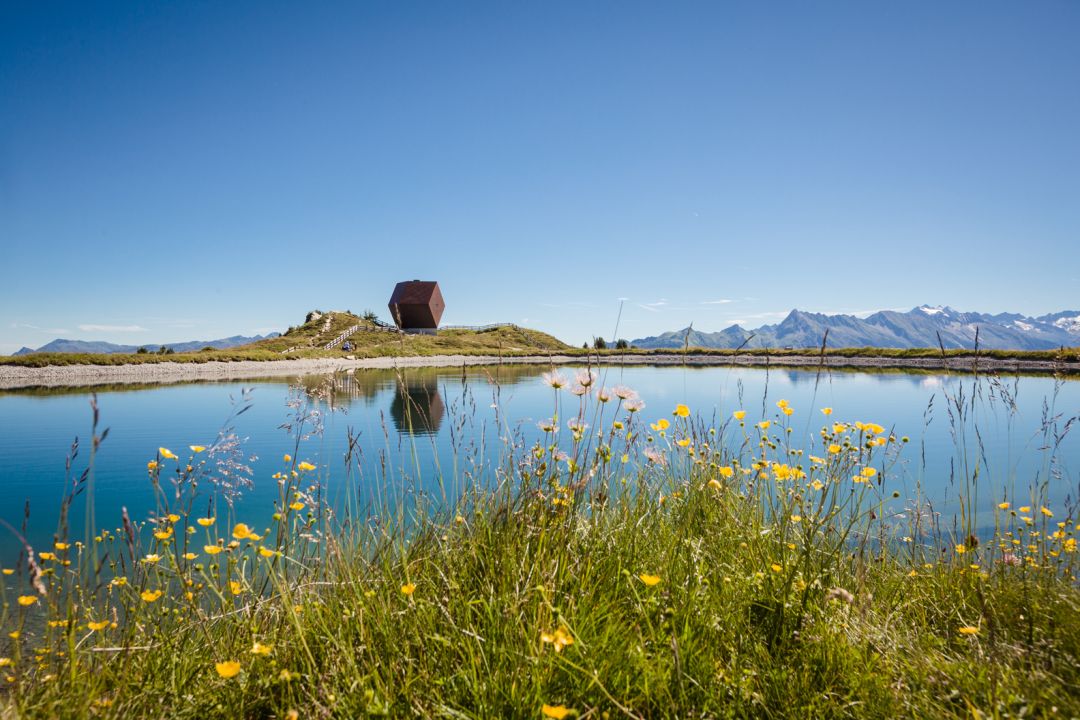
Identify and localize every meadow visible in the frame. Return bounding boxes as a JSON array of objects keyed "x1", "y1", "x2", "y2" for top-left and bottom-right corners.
[{"x1": 0, "y1": 368, "x2": 1077, "y2": 719}]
